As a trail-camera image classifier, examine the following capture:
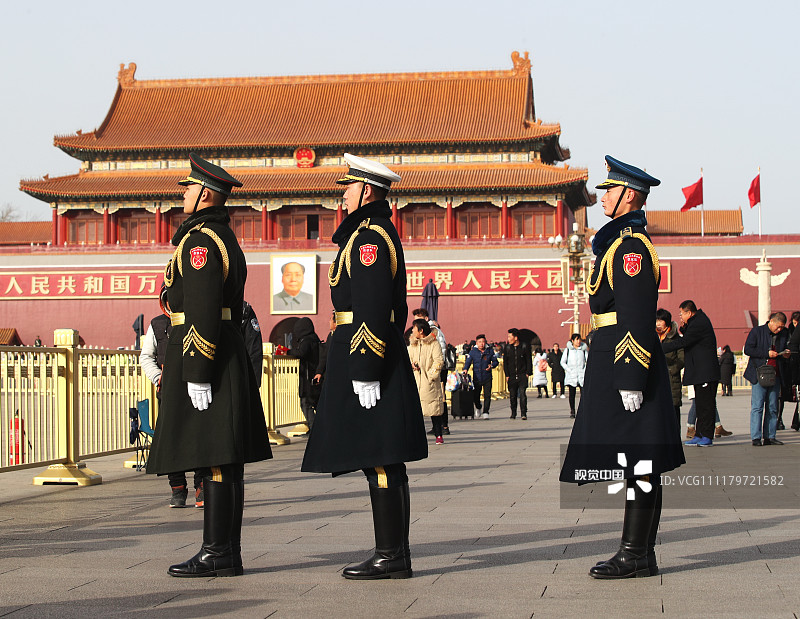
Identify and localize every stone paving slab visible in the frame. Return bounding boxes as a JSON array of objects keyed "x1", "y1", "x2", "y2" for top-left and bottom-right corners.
[{"x1": 0, "y1": 391, "x2": 798, "y2": 618}]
